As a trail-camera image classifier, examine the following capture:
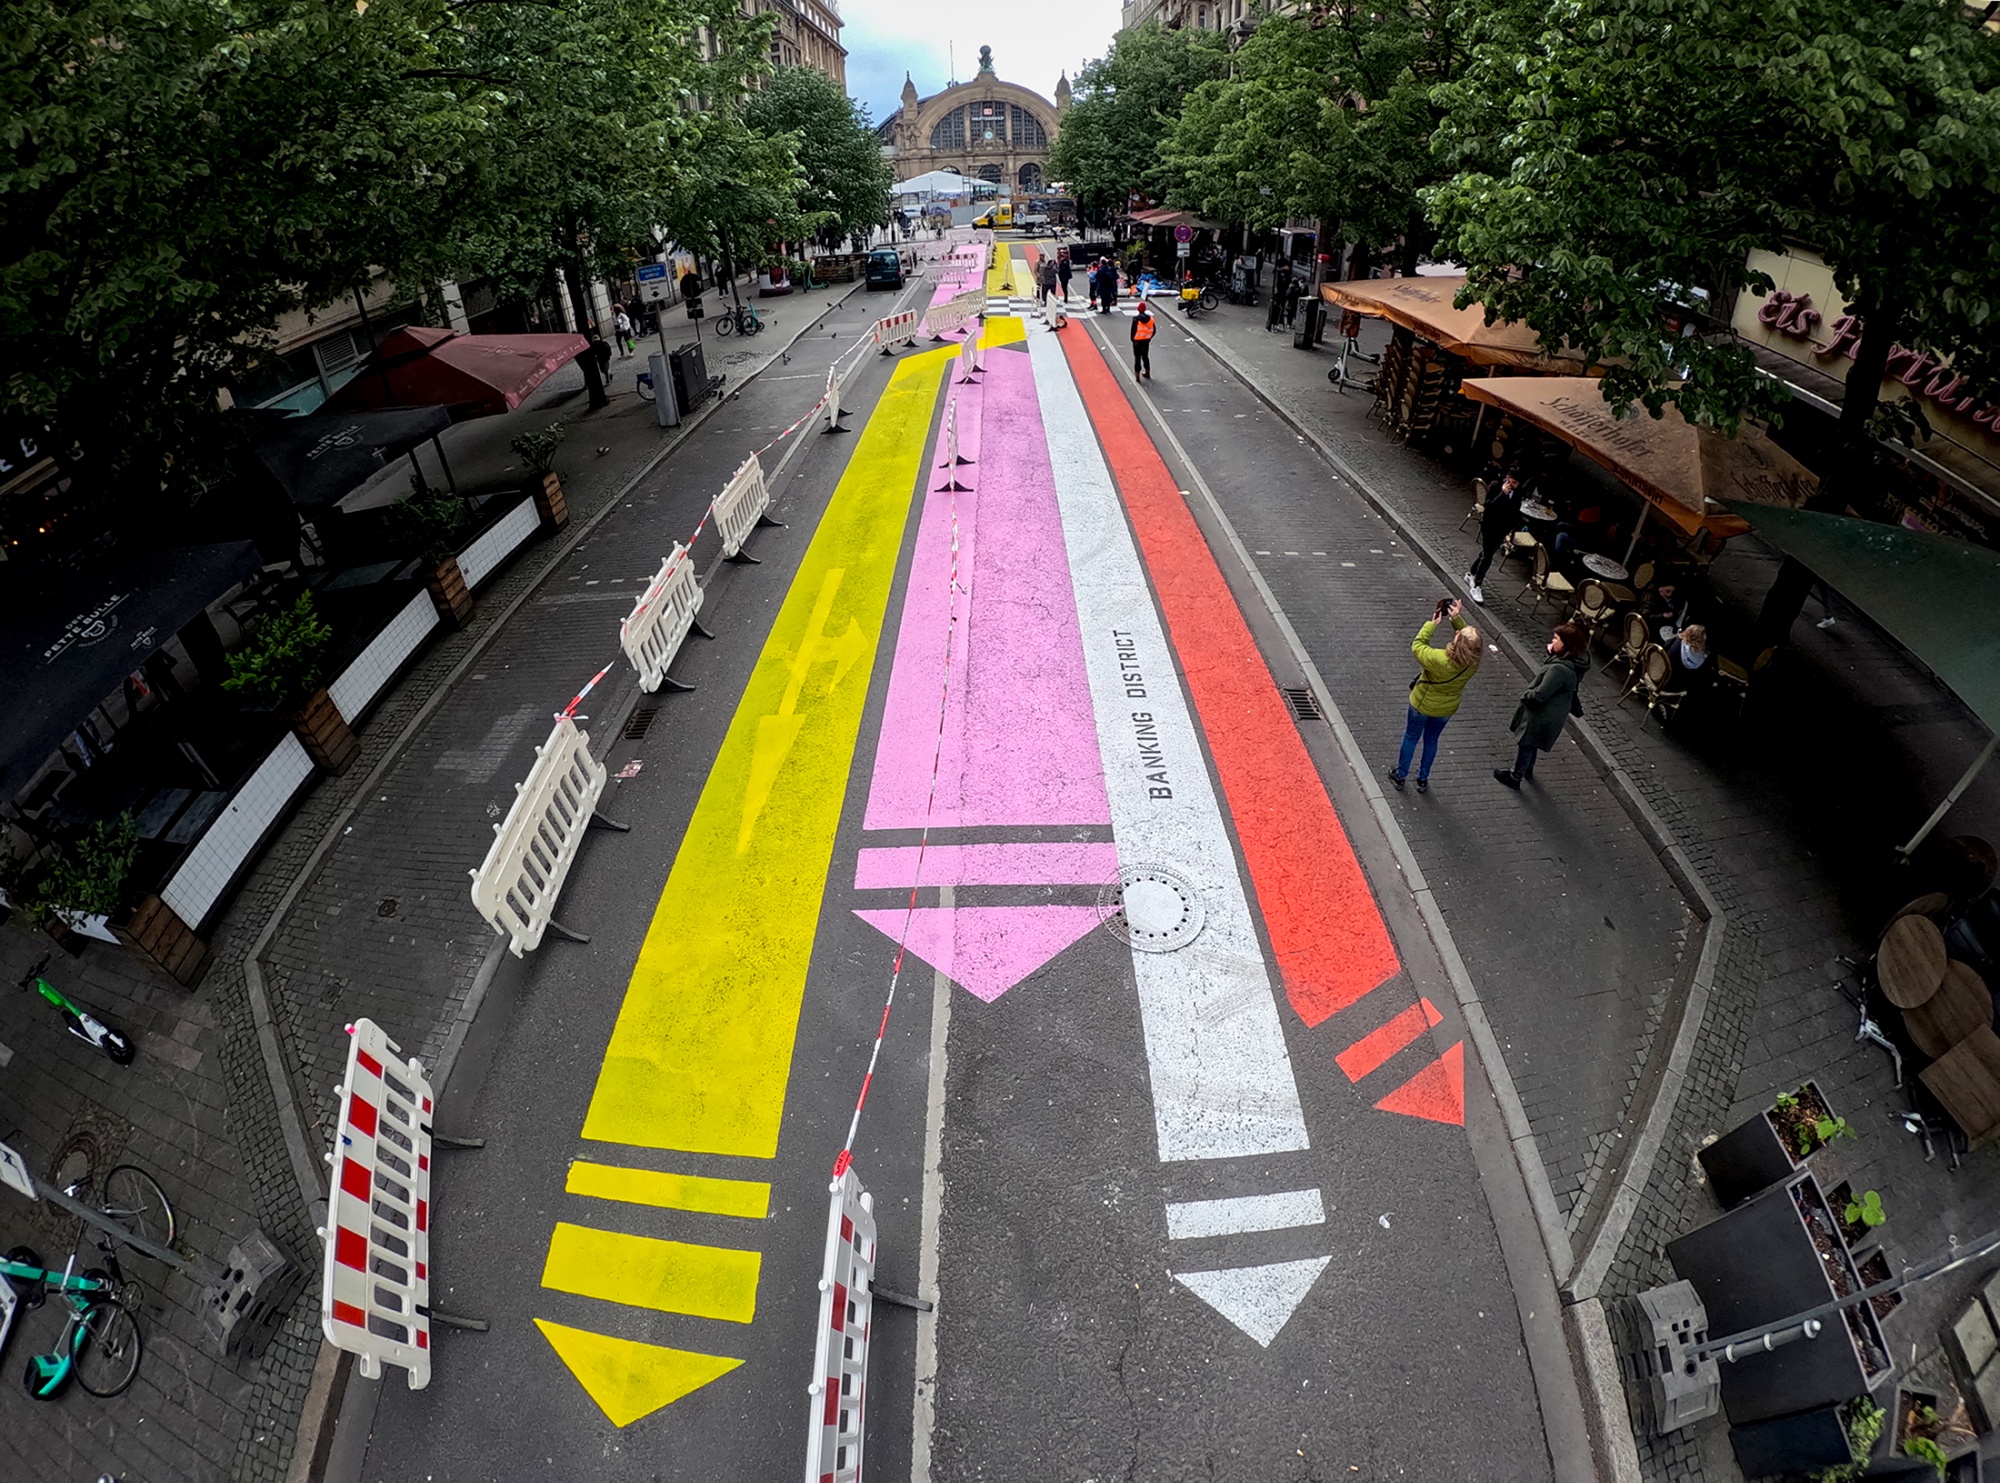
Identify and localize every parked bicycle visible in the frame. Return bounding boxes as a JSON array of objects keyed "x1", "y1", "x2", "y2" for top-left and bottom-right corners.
[
  {"x1": 1175, "y1": 281, "x2": 1218, "y2": 317},
  {"x1": 712, "y1": 302, "x2": 763, "y2": 337},
  {"x1": 19, "y1": 957, "x2": 133, "y2": 1065},
  {"x1": 2, "y1": 1246, "x2": 144, "y2": 1398}
]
